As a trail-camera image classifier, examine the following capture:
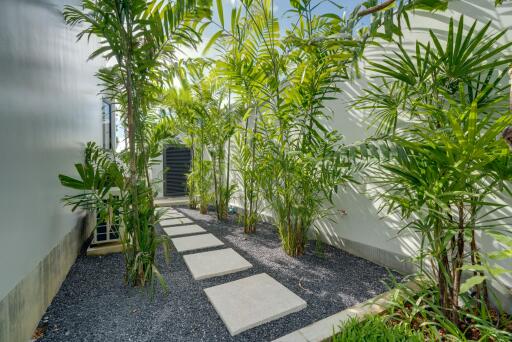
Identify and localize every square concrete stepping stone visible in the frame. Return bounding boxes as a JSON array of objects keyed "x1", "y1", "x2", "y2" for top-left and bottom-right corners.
[
  {"x1": 163, "y1": 224, "x2": 206, "y2": 237},
  {"x1": 157, "y1": 206, "x2": 177, "y2": 211},
  {"x1": 171, "y1": 233, "x2": 224, "y2": 252},
  {"x1": 161, "y1": 217, "x2": 193, "y2": 226},
  {"x1": 204, "y1": 273, "x2": 307, "y2": 336},
  {"x1": 183, "y1": 248, "x2": 252, "y2": 280},
  {"x1": 157, "y1": 208, "x2": 178, "y2": 215},
  {"x1": 161, "y1": 212, "x2": 185, "y2": 219}
]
